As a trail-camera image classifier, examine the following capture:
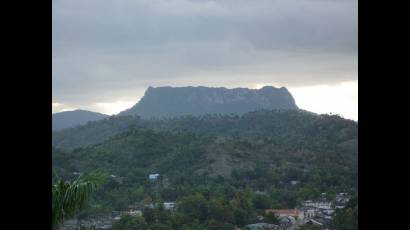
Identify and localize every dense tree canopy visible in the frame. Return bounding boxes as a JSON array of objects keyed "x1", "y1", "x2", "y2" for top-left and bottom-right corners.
[{"x1": 52, "y1": 110, "x2": 357, "y2": 229}]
